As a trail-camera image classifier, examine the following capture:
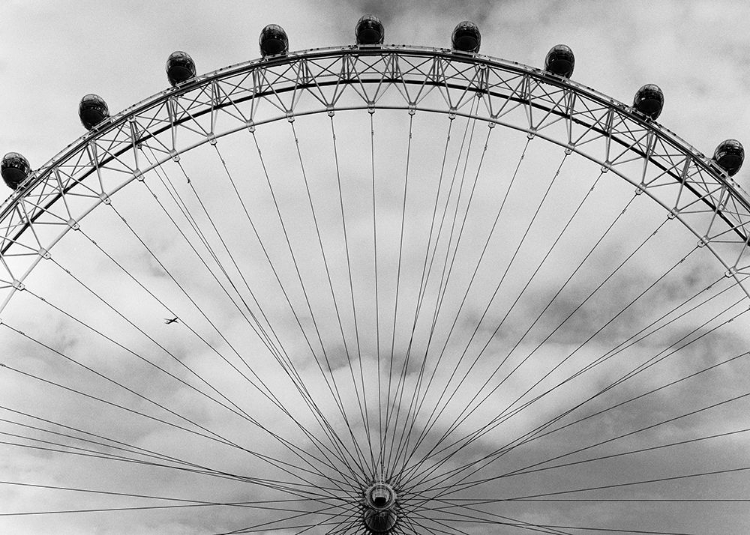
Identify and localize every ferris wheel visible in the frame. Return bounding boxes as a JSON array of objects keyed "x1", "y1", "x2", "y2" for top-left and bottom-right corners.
[{"x1": 1, "y1": 14, "x2": 749, "y2": 535}]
